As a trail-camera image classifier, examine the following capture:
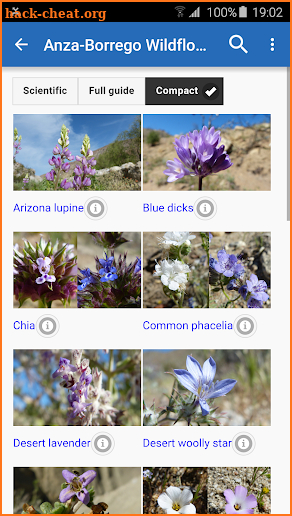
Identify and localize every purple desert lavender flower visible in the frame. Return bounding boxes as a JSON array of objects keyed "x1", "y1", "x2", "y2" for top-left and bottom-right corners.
[
  {"x1": 52, "y1": 357, "x2": 77, "y2": 379},
  {"x1": 163, "y1": 126, "x2": 232, "y2": 188},
  {"x1": 173, "y1": 356, "x2": 237, "y2": 416},
  {"x1": 46, "y1": 124, "x2": 74, "y2": 191},
  {"x1": 210, "y1": 249, "x2": 245, "y2": 278},
  {"x1": 224, "y1": 486, "x2": 257, "y2": 514},
  {"x1": 59, "y1": 469, "x2": 96, "y2": 505},
  {"x1": 14, "y1": 236, "x2": 77, "y2": 308}
]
